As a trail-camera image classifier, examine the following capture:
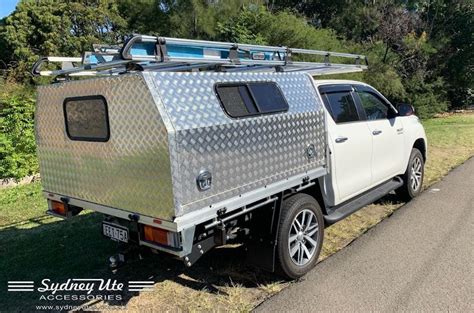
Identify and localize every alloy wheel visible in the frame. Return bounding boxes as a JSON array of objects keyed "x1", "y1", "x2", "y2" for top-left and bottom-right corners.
[
  {"x1": 288, "y1": 209, "x2": 319, "y2": 266},
  {"x1": 410, "y1": 156, "x2": 423, "y2": 191}
]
